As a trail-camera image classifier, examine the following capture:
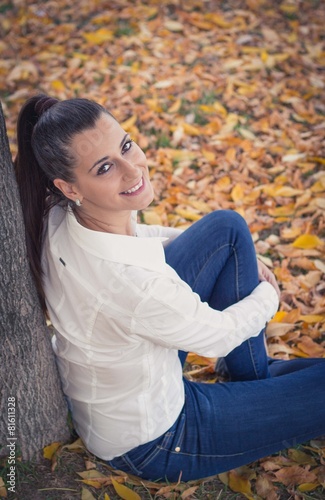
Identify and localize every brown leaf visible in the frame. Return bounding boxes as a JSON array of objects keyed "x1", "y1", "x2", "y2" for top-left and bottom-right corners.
[{"x1": 274, "y1": 466, "x2": 317, "y2": 487}]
